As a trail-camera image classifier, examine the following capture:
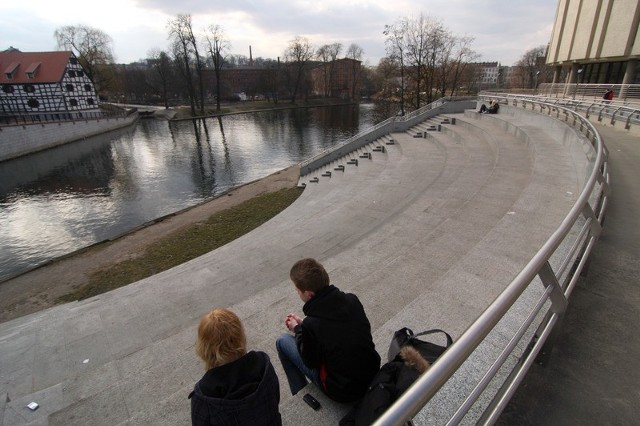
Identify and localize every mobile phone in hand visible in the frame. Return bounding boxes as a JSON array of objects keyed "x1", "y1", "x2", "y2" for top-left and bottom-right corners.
[{"x1": 303, "y1": 393, "x2": 321, "y2": 410}]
